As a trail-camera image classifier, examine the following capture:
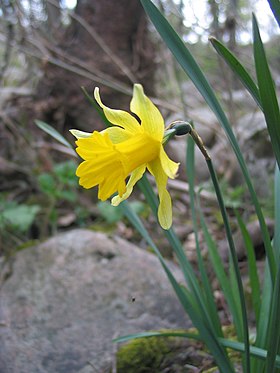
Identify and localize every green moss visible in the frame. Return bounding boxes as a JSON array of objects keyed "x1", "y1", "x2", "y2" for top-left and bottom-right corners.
[
  {"x1": 115, "y1": 327, "x2": 243, "y2": 372},
  {"x1": 116, "y1": 336, "x2": 171, "y2": 373},
  {"x1": 16, "y1": 240, "x2": 39, "y2": 251}
]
